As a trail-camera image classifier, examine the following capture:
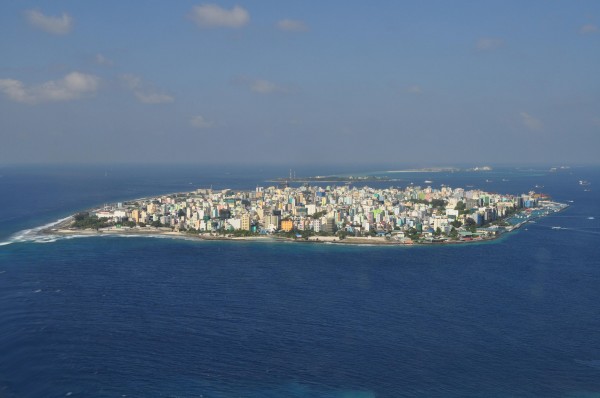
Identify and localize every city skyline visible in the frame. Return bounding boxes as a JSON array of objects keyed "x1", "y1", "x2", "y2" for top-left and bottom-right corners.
[{"x1": 1, "y1": 1, "x2": 599, "y2": 165}]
